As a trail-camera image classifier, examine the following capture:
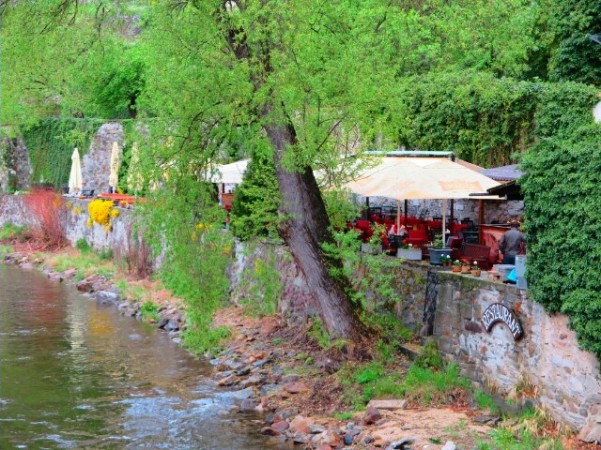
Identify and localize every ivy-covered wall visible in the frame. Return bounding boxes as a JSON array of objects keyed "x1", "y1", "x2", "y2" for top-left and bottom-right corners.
[{"x1": 521, "y1": 82, "x2": 601, "y2": 356}]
